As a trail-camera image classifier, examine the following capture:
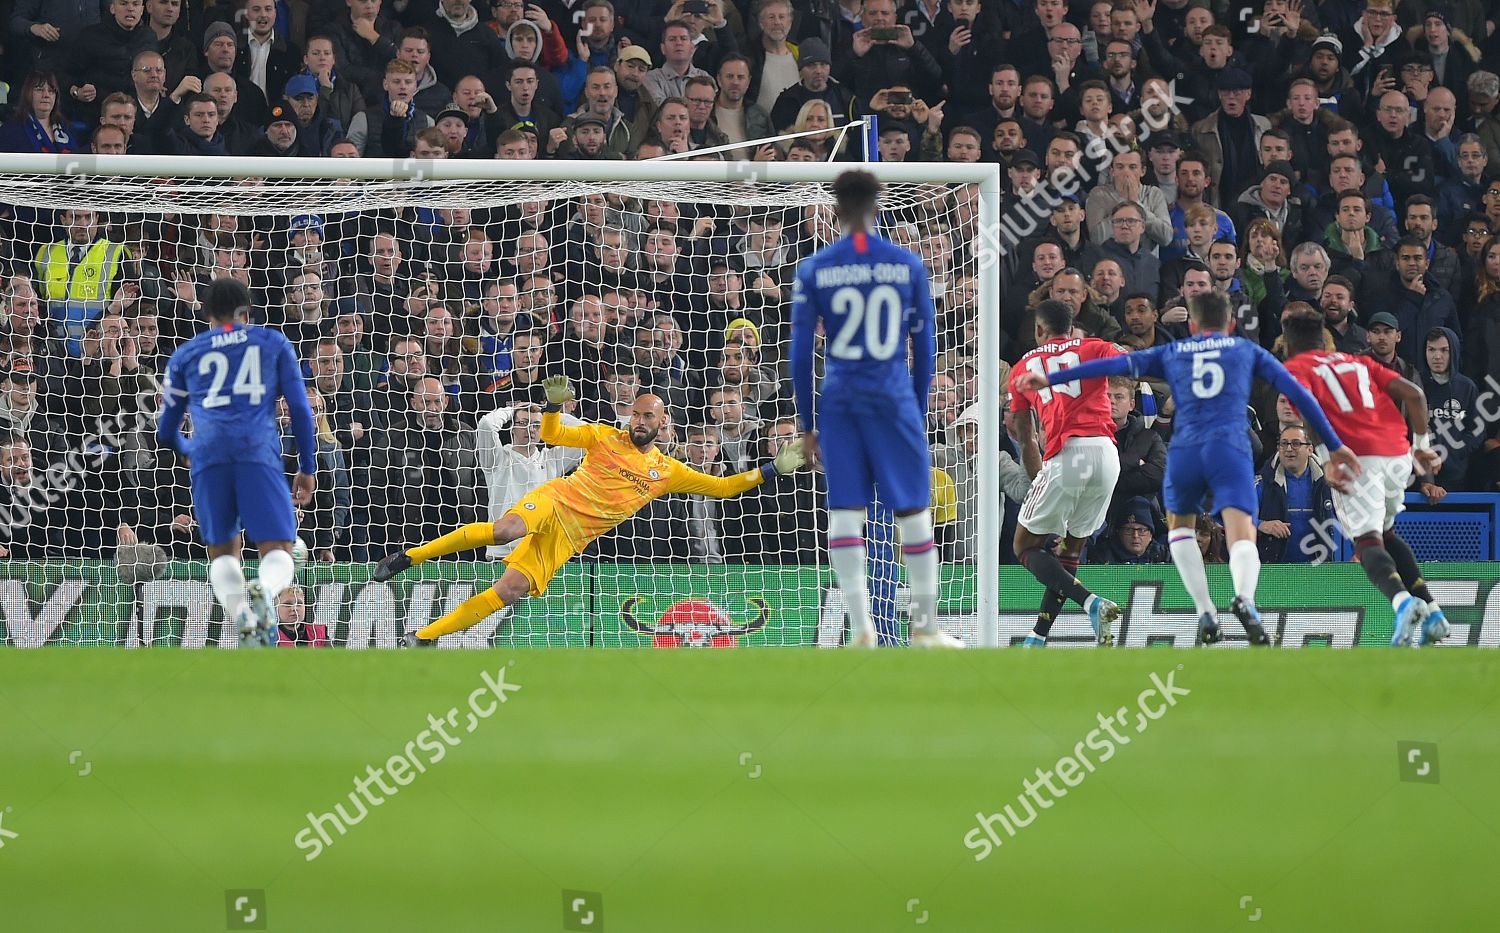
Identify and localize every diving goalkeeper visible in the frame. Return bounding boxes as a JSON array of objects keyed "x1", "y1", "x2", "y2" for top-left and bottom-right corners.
[{"x1": 373, "y1": 375, "x2": 808, "y2": 646}]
